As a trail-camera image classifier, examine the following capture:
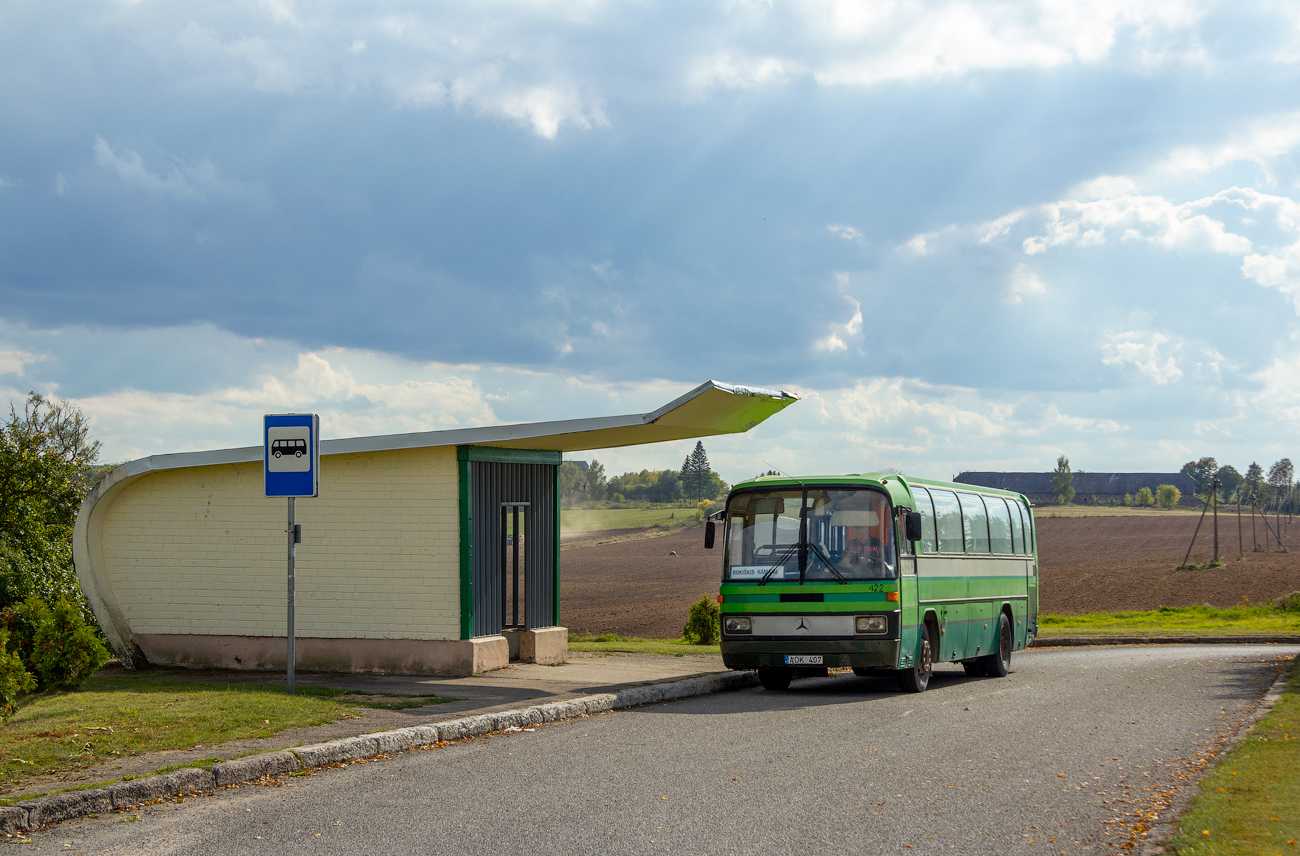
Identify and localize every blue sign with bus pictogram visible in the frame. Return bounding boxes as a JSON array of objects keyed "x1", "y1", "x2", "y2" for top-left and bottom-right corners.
[{"x1": 264, "y1": 413, "x2": 320, "y2": 497}]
